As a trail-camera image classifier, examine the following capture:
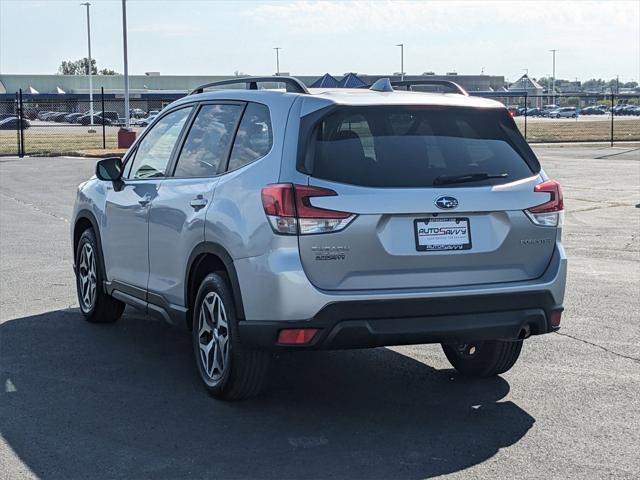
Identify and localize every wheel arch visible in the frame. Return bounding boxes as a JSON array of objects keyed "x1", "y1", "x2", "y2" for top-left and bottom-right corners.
[
  {"x1": 185, "y1": 242, "x2": 245, "y2": 330},
  {"x1": 73, "y1": 210, "x2": 108, "y2": 290}
]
